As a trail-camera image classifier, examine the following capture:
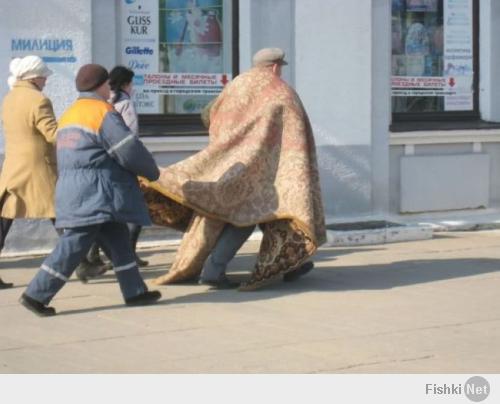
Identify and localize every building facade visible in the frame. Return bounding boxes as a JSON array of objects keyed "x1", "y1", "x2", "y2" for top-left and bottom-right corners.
[{"x1": 1, "y1": 0, "x2": 500, "y2": 253}]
